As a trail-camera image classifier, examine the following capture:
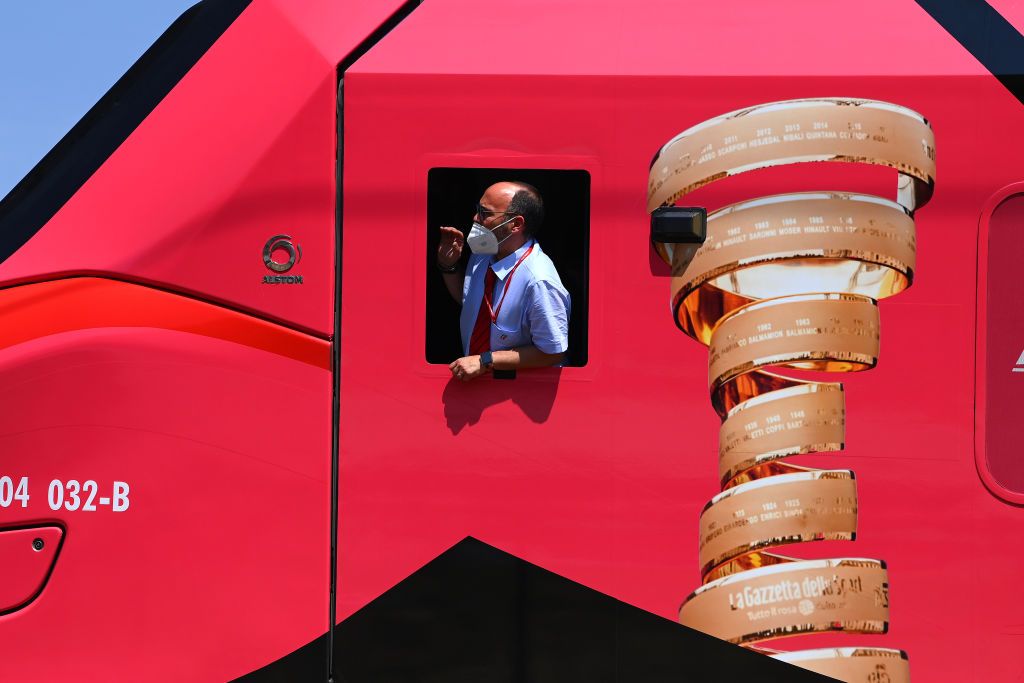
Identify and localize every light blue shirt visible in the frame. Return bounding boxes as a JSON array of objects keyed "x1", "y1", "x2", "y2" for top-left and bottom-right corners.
[{"x1": 460, "y1": 239, "x2": 571, "y2": 356}]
